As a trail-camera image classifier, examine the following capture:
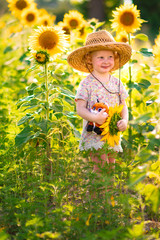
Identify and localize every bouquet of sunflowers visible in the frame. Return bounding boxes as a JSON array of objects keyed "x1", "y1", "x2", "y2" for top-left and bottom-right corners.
[{"x1": 100, "y1": 104, "x2": 123, "y2": 147}]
